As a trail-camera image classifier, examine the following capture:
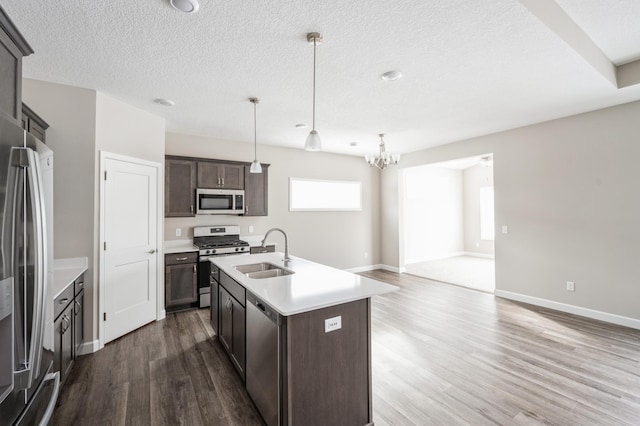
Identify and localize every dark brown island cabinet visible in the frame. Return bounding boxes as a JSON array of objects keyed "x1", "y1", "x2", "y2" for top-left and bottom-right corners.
[
  {"x1": 165, "y1": 155, "x2": 269, "y2": 217},
  {"x1": 164, "y1": 252, "x2": 199, "y2": 312},
  {"x1": 210, "y1": 270, "x2": 373, "y2": 426},
  {"x1": 53, "y1": 274, "x2": 85, "y2": 386}
]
